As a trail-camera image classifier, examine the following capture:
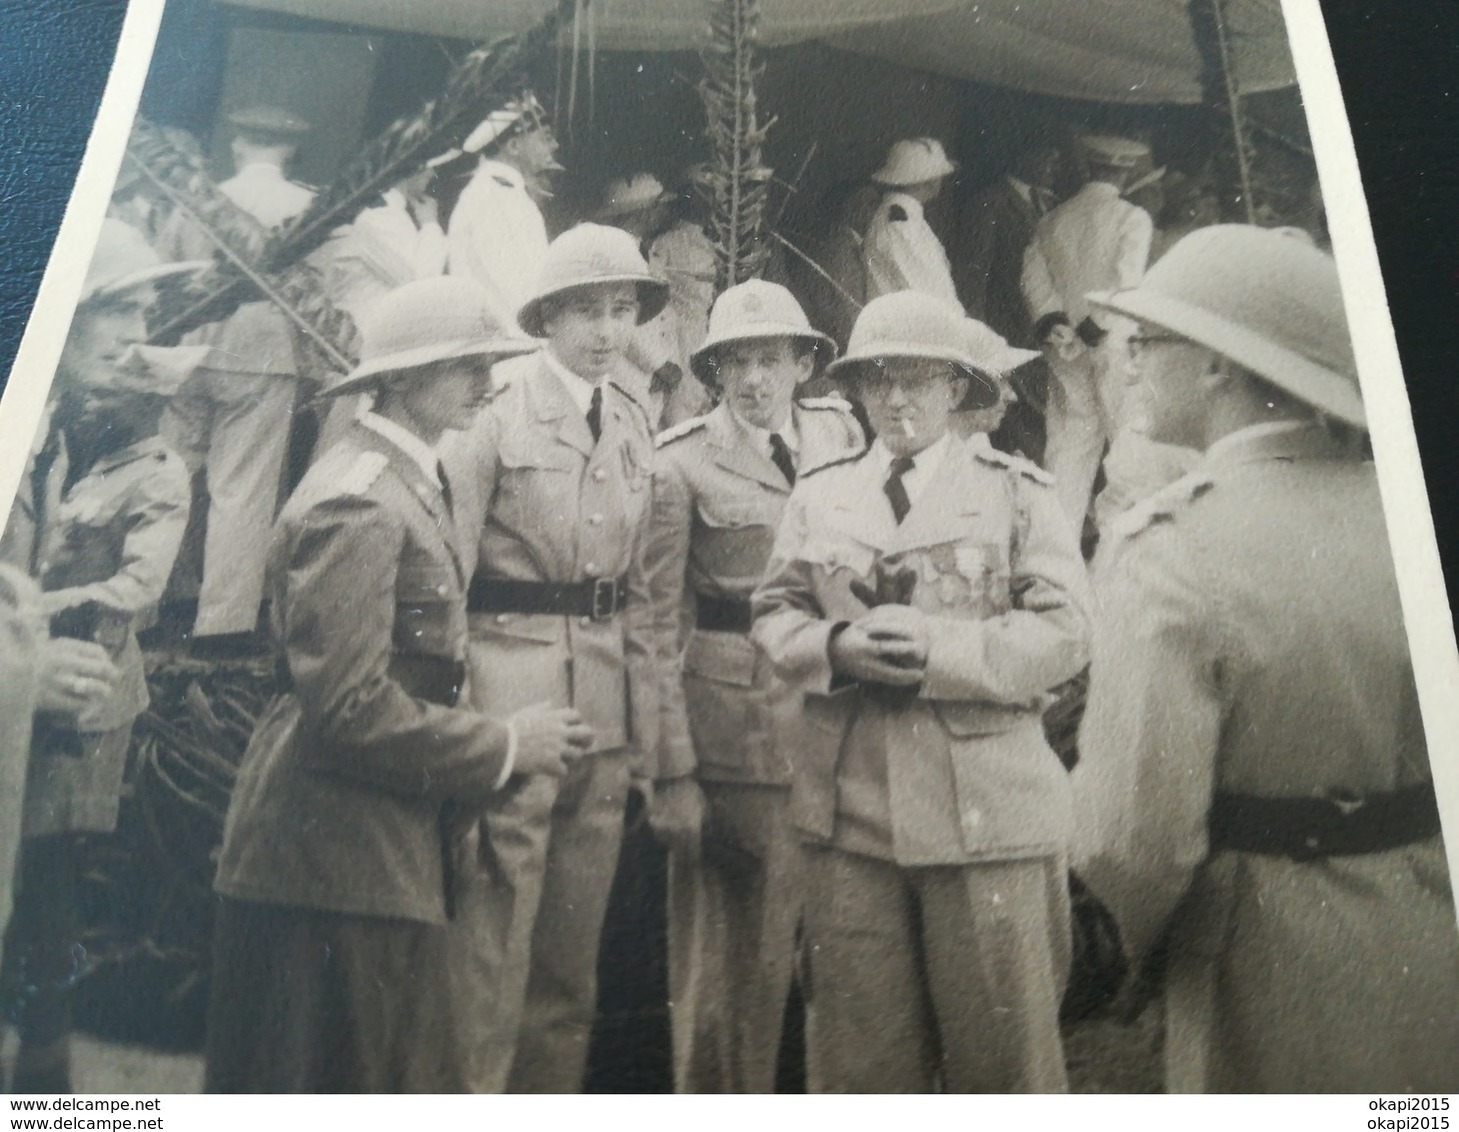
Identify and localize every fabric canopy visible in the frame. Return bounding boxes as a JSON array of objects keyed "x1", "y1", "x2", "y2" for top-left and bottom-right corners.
[{"x1": 225, "y1": 0, "x2": 1296, "y2": 105}]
